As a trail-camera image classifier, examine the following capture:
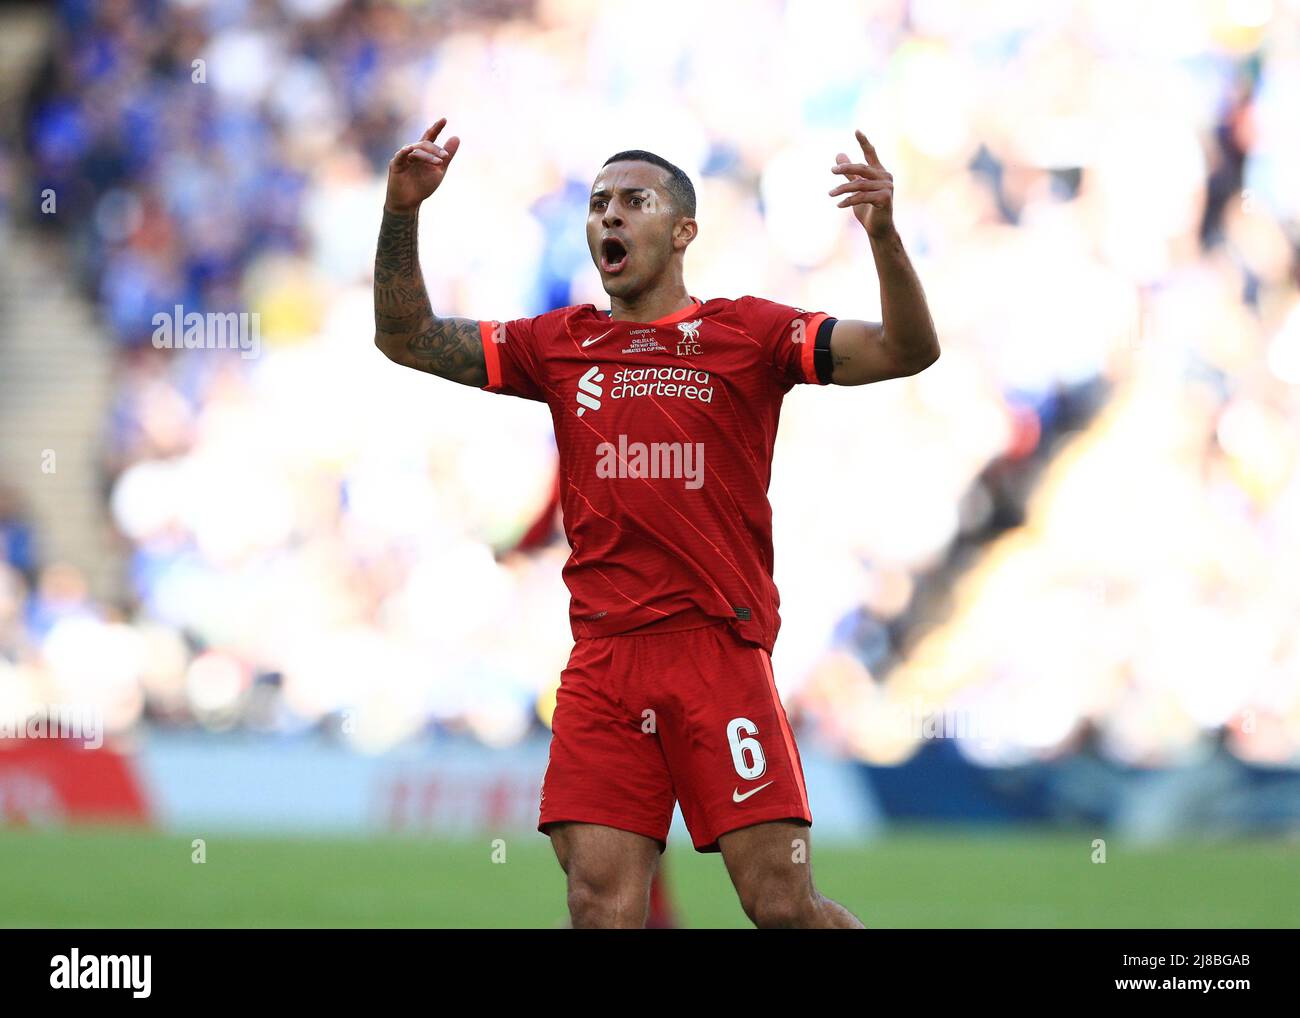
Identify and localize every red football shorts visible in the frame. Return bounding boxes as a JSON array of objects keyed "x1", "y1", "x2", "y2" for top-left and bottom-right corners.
[{"x1": 538, "y1": 620, "x2": 813, "y2": 853}]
